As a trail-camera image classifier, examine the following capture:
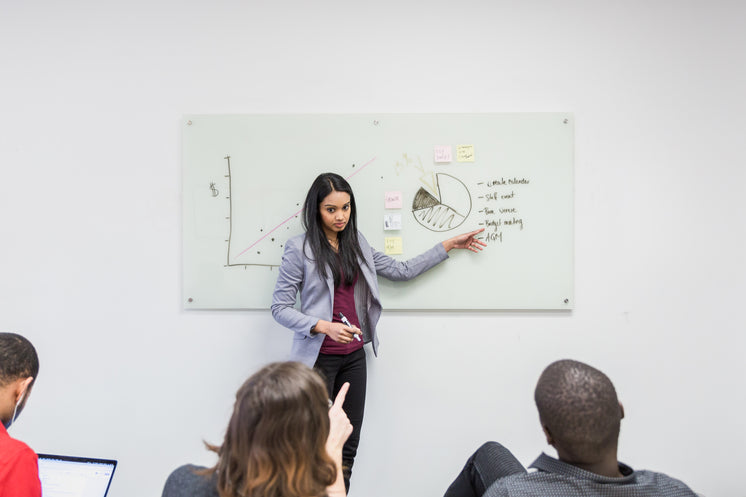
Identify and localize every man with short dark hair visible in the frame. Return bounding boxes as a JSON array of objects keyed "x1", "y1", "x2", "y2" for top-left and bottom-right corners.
[
  {"x1": 0, "y1": 332, "x2": 41, "y2": 497},
  {"x1": 444, "y1": 359, "x2": 697, "y2": 497}
]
